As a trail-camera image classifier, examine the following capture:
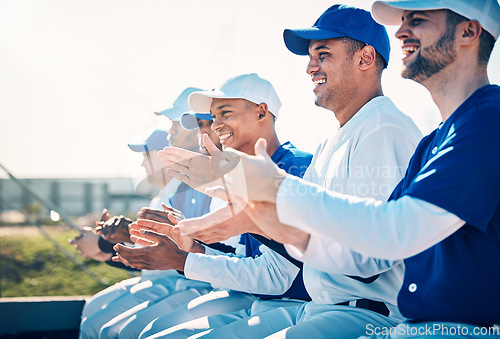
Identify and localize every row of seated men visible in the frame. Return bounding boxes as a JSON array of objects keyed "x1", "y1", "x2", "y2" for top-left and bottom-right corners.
[{"x1": 72, "y1": 1, "x2": 500, "y2": 338}]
